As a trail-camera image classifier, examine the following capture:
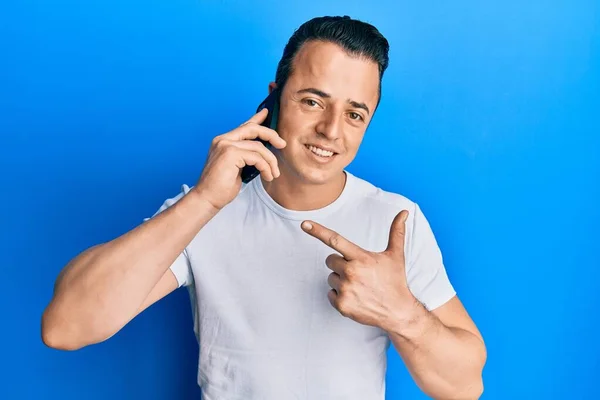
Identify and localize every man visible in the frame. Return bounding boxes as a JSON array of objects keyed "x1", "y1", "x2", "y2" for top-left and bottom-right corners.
[{"x1": 42, "y1": 16, "x2": 486, "y2": 400}]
